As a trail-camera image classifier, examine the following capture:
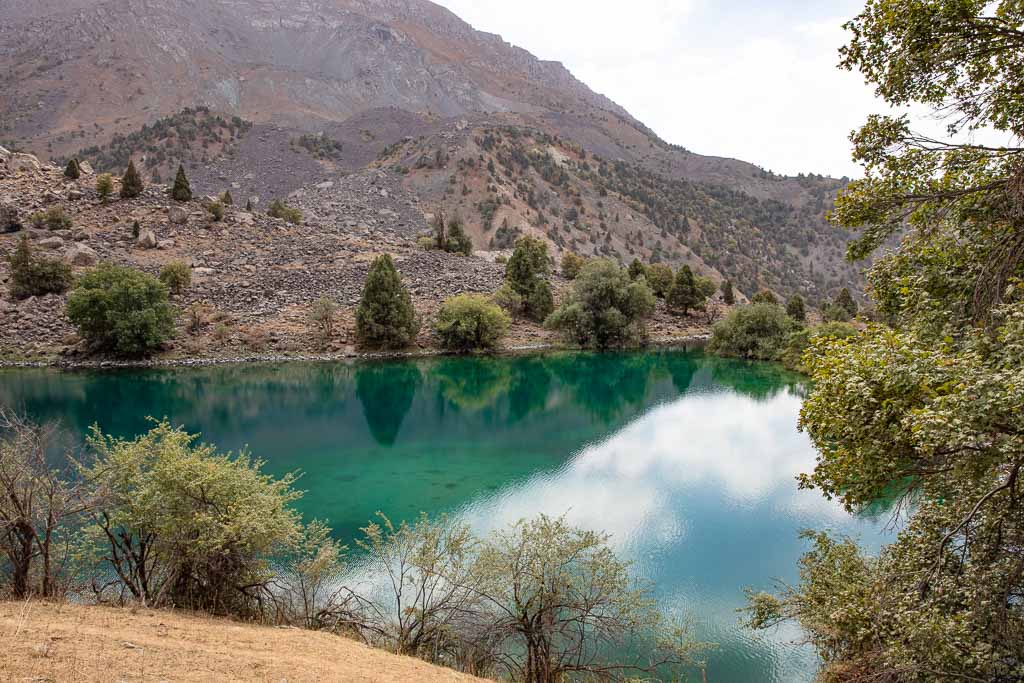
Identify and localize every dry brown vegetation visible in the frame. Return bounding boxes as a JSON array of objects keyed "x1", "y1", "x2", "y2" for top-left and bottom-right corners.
[{"x1": 0, "y1": 600, "x2": 490, "y2": 683}]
